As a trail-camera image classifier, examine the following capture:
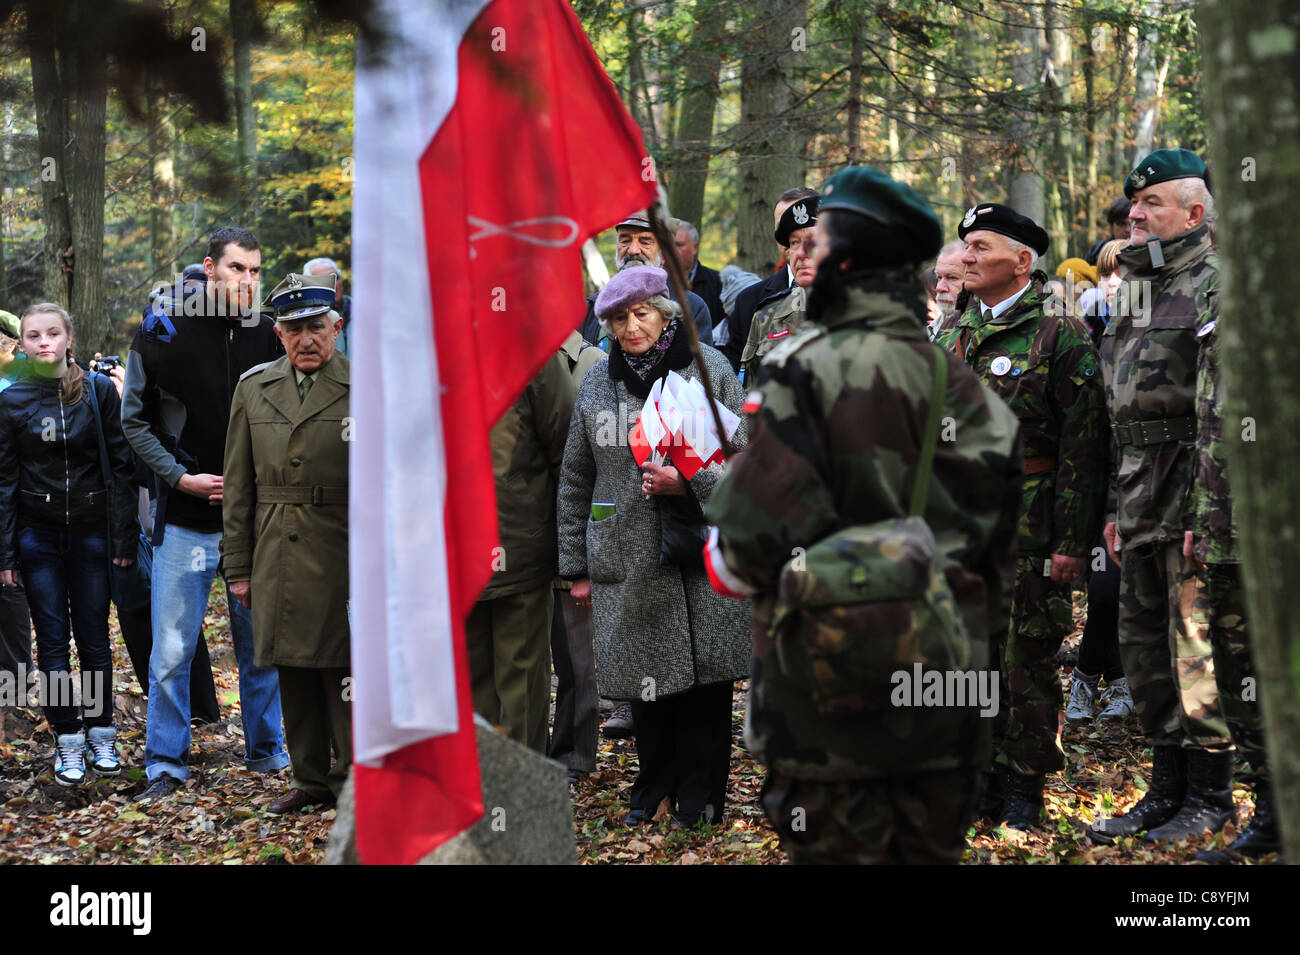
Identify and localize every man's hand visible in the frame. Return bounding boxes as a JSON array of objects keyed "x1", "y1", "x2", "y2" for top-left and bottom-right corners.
[
  {"x1": 1103, "y1": 521, "x2": 1123, "y2": 566},
  {"x1": 179, "y1": 472, "x2": 223, "y2": 504},
  {"x1": 1183, "y1": 530, "x2": 1203, "y2": 571},
  {"x1": 1050, "y1": 554, "x2": 1086, "y2": 584},
  {"x1": 570, "y1": 578, "x2": 591, "y2": 607},
  {"x1": 229, "y1": 580, "x2": 251, "y2": 609},
  {"x1": 641, "y1": 461, "x2": 685, "y2": 496},
  {"x1": 112, "y1": 557, "x2": 135, "y2": 568},
  {"x1": 0, "y1": 569, "x2": 20, "y2": 588}
]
